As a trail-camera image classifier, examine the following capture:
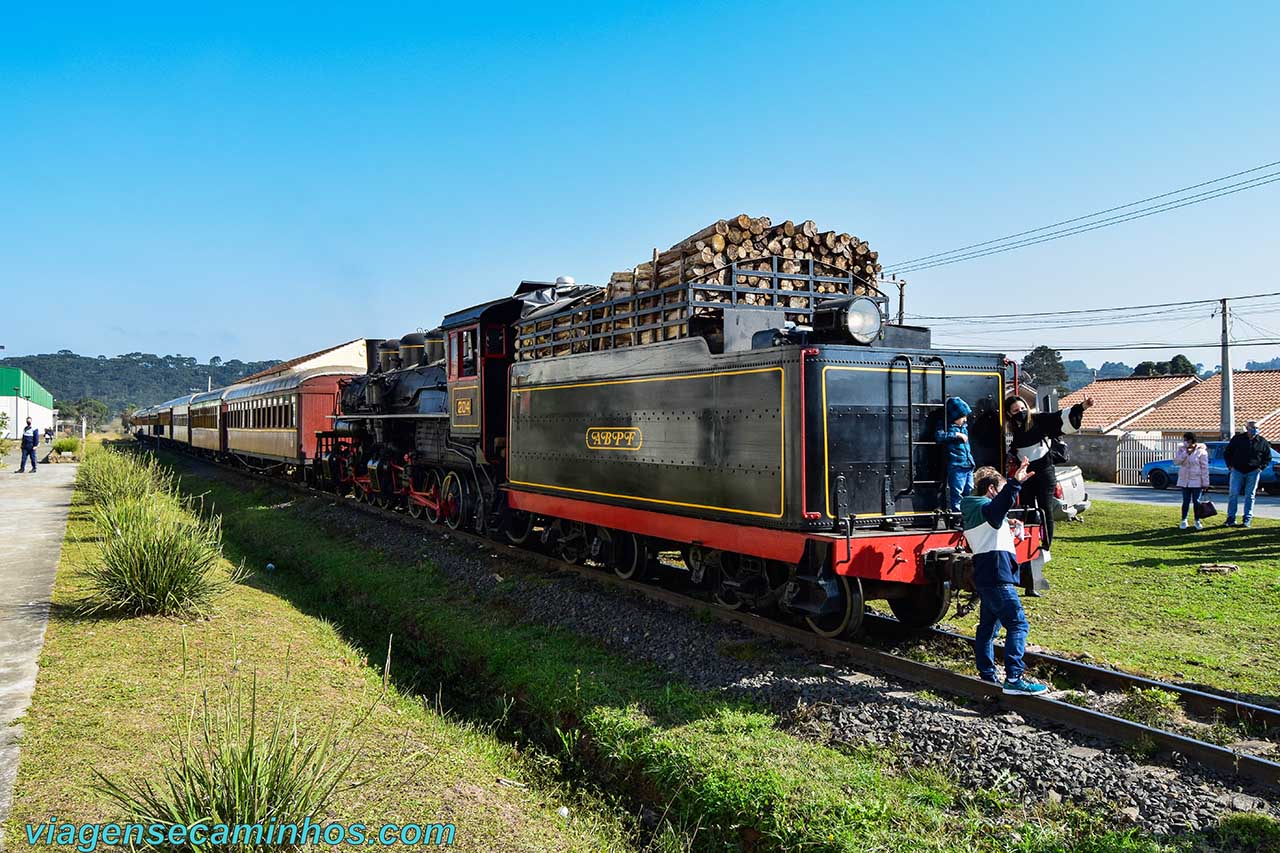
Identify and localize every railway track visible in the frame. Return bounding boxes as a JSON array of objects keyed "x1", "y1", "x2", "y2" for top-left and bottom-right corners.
[{"x1": 165, "y1": 447, "x2": 1280, "y2": 792}]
